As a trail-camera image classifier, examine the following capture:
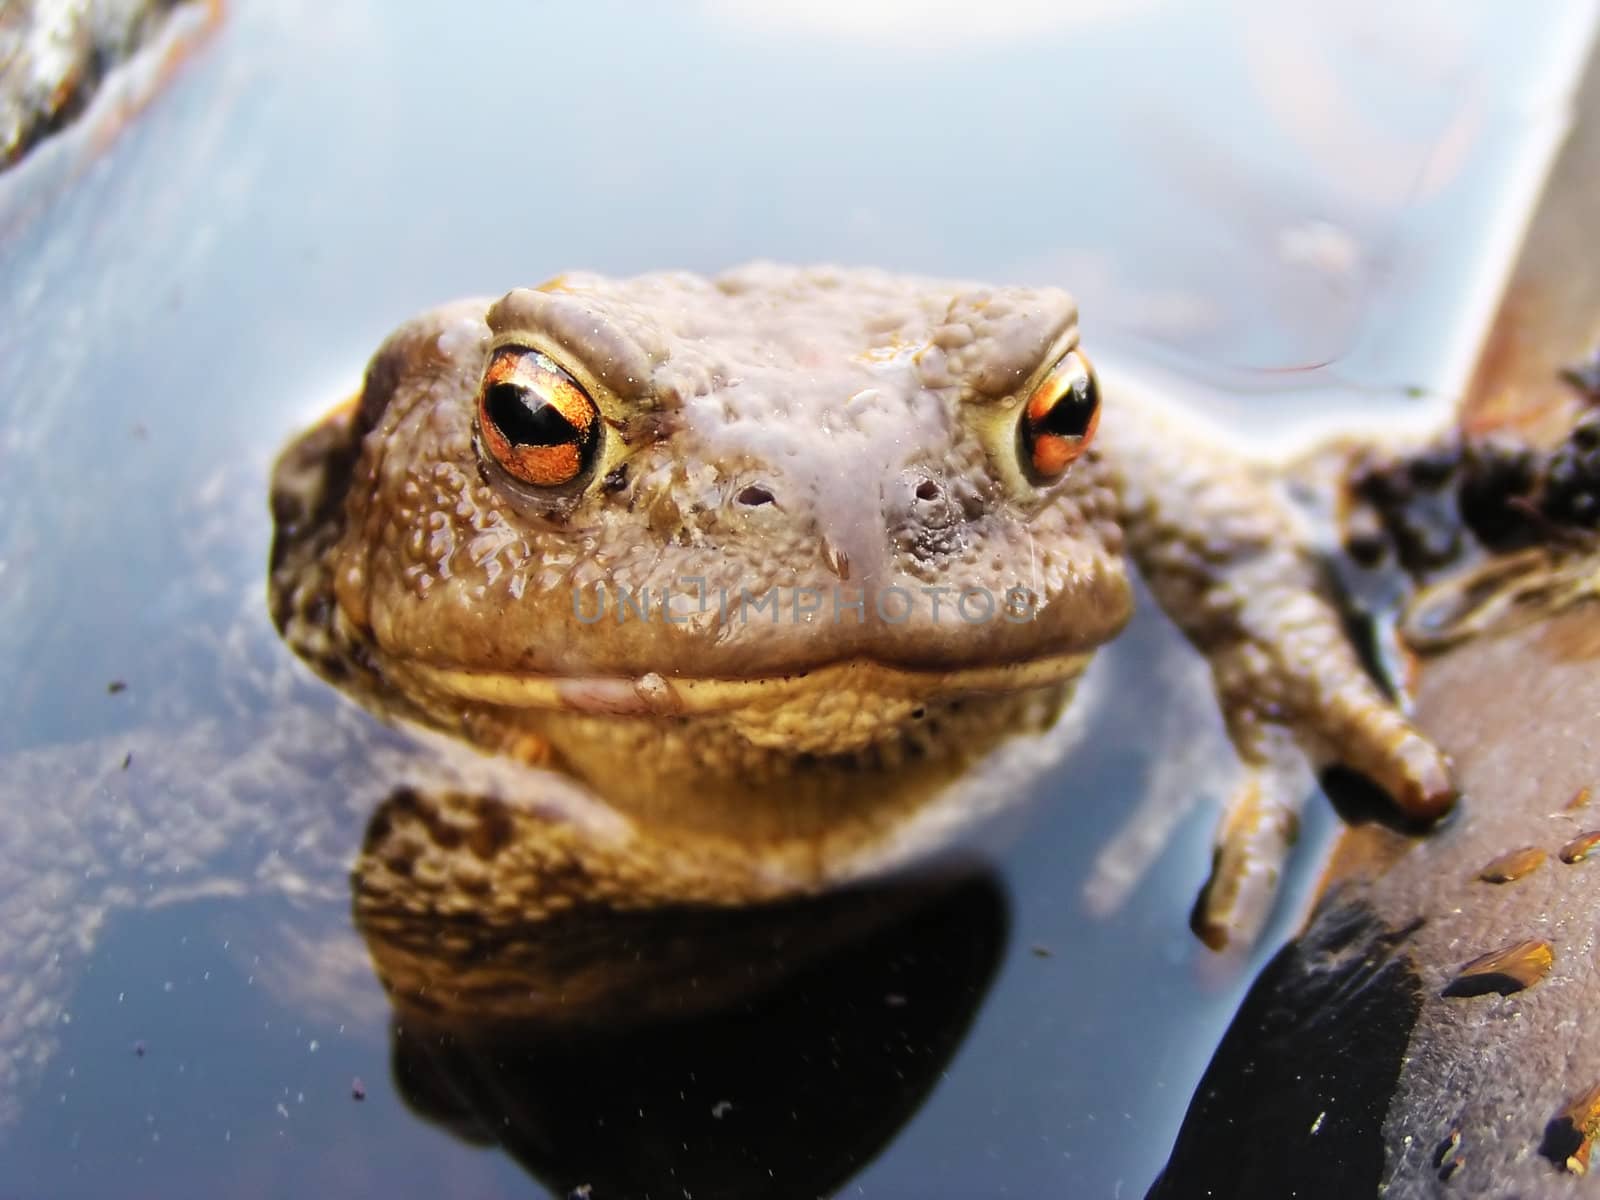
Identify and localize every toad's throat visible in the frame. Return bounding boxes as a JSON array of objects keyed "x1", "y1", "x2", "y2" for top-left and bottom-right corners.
[{"x1": 391, "y1": 651, "x2": 1096, "y2": 718}]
